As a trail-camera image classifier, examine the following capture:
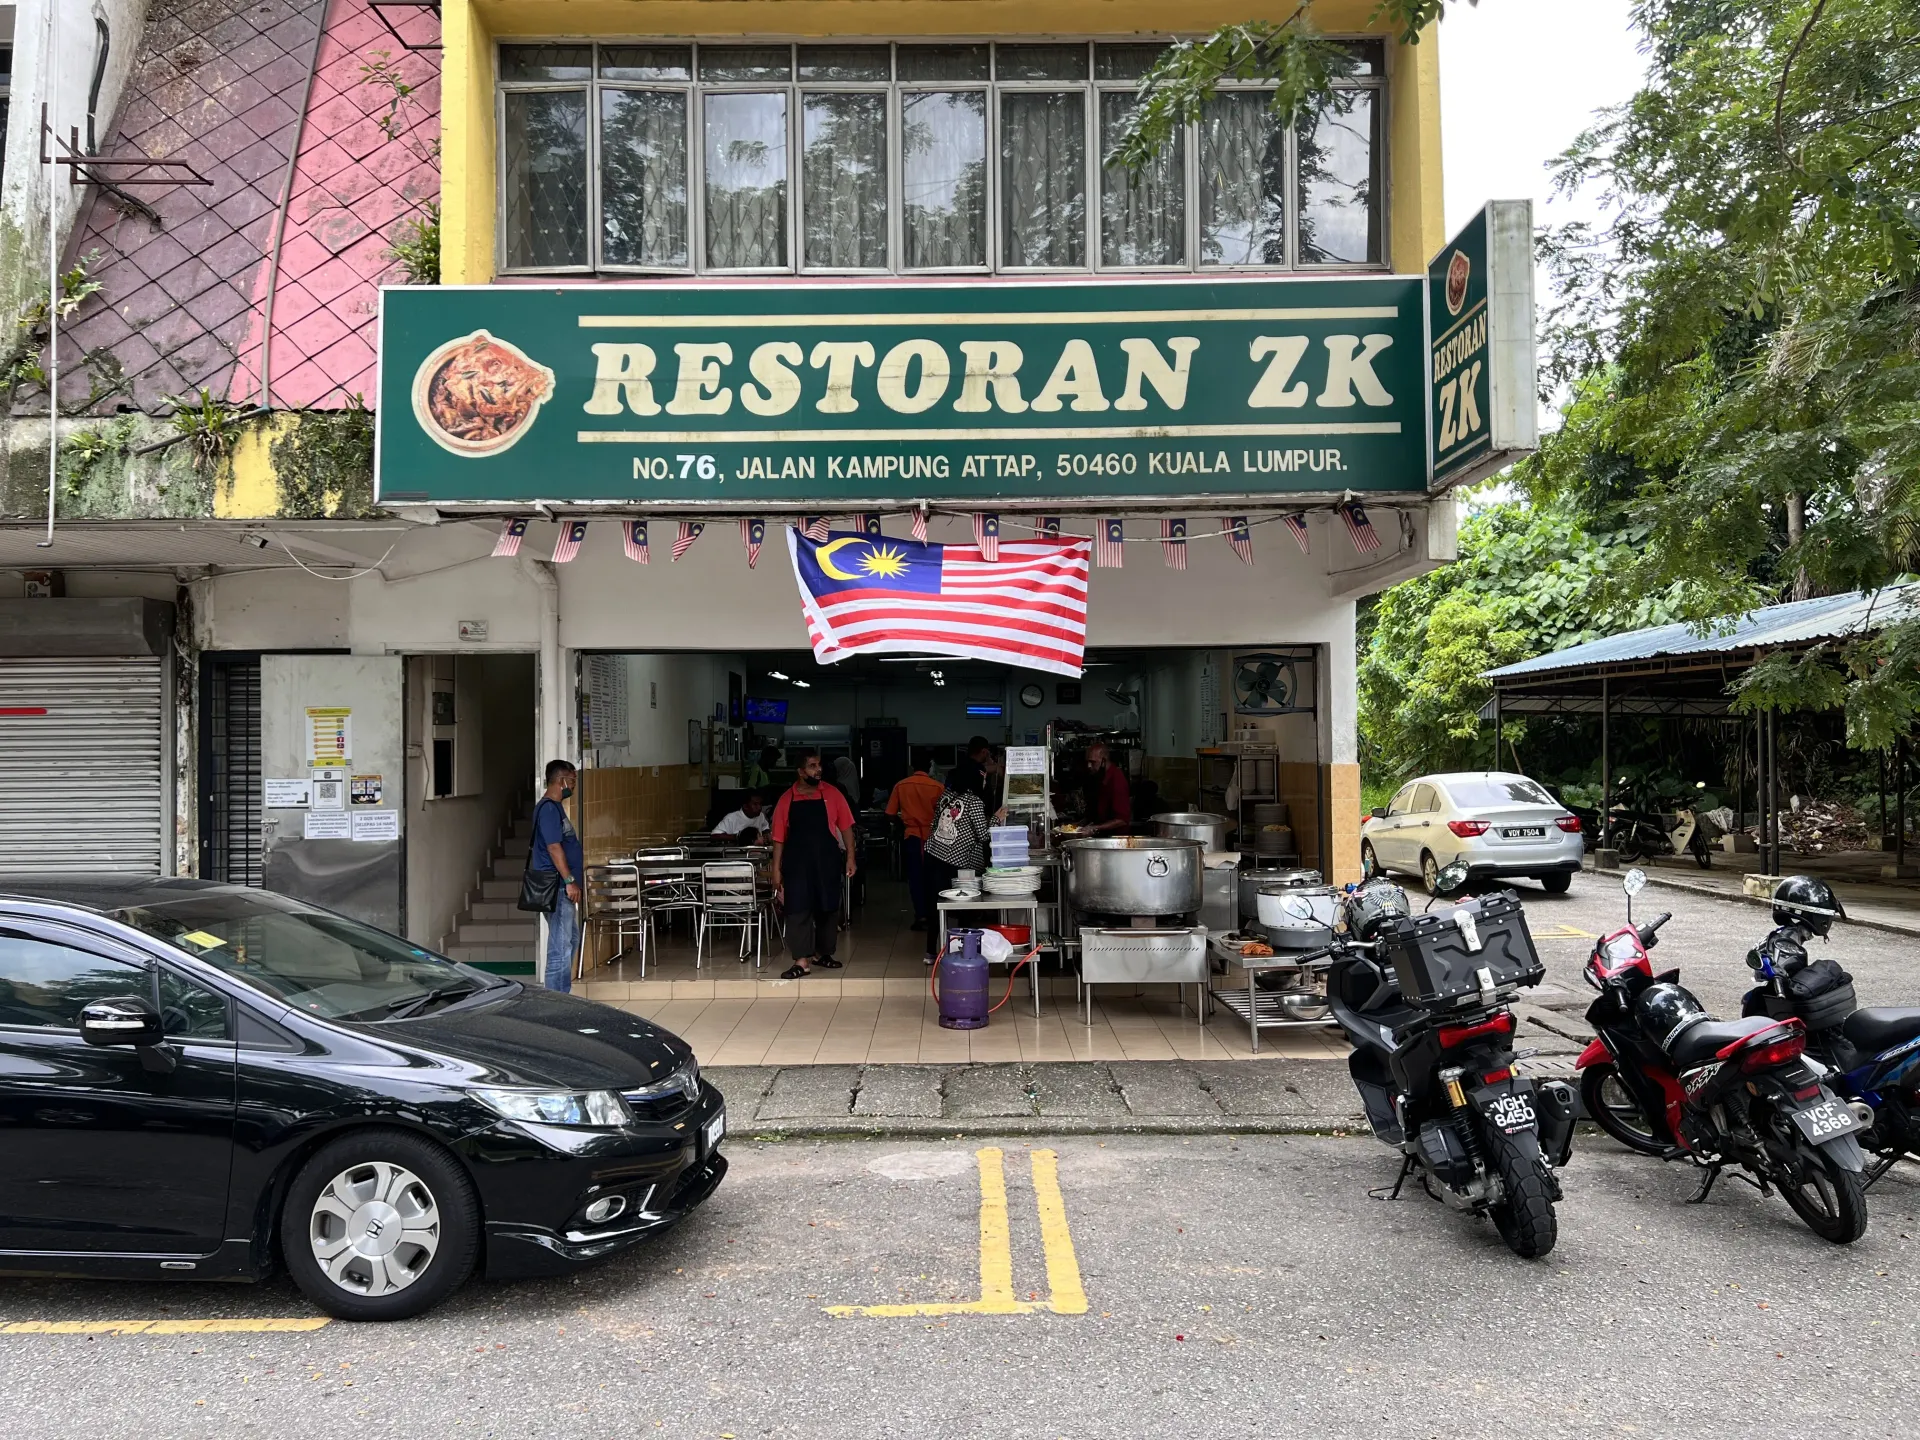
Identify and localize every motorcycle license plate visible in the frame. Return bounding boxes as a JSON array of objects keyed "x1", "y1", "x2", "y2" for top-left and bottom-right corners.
[
  {"x1": 1789, "y1": 1099, "x2": 1861, "y2": 1143},
  {"x1": 1502, "y1": 826, "x2": 1547, "y2": 838},
  {"x1": 1482, "y1": 1091, "x2": 1537, "y2": 1134}
]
